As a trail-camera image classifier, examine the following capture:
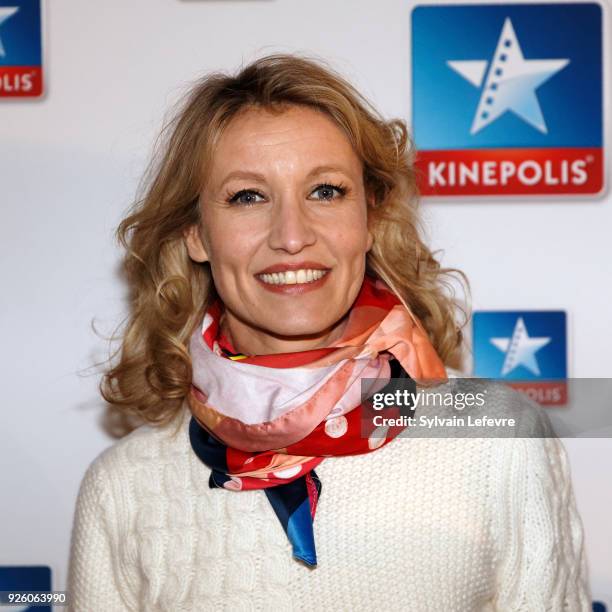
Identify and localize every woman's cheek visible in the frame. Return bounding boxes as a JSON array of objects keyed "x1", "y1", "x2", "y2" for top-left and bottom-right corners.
[{"x1": 341, "y1": 228, "x2": 371, "y2": 259}]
